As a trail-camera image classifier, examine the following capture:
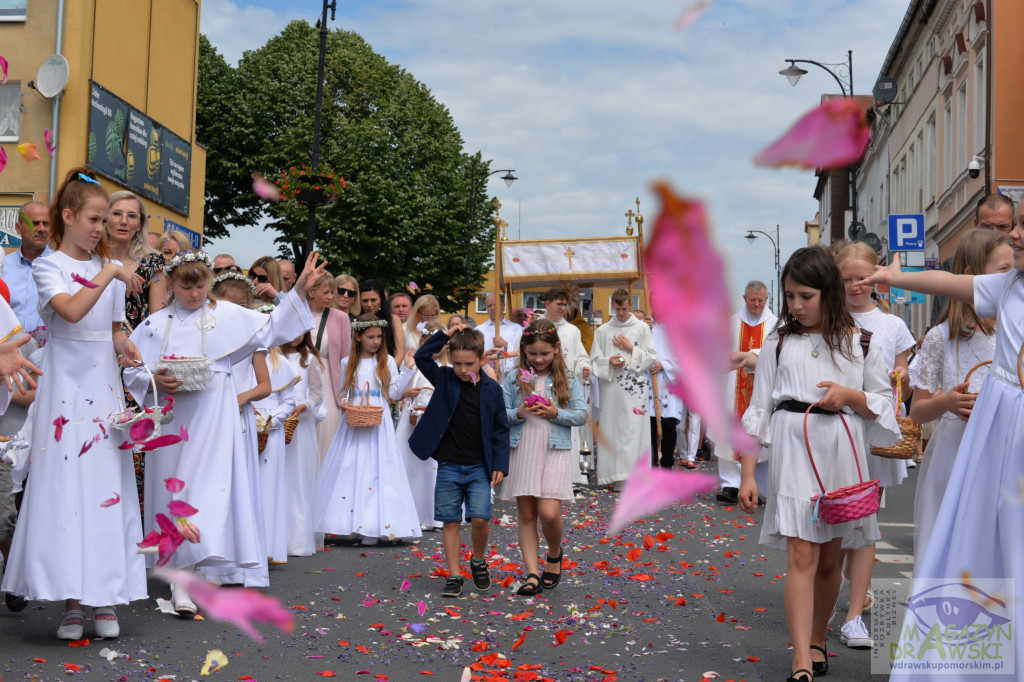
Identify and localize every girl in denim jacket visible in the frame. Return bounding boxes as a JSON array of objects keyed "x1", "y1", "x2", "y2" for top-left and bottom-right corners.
[{"x1": 499, "y1": 319, "x2": 587, "y2": 595}]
